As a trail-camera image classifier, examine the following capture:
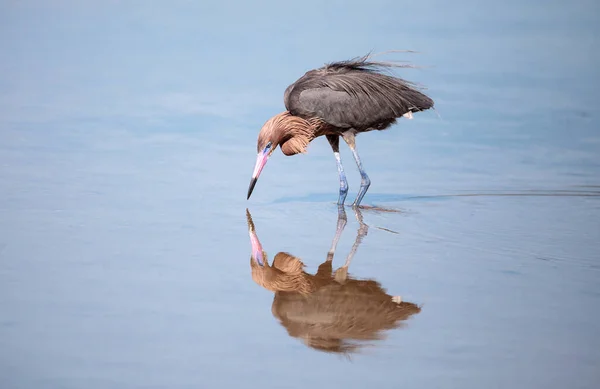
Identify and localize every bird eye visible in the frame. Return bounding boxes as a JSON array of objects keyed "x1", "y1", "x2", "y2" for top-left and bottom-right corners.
[{"x1": 265, "y1": 142, "x2": 272, "y2": 150}]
